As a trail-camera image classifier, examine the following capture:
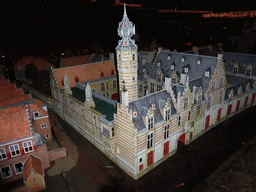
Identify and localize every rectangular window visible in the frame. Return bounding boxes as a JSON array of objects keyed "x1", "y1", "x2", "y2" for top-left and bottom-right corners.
[
  {"x1": 40, "y1": 123, "x2": 47, "y2": 128},
  {"x1": 246, "y1": 69, "x2": 251, "y2": 76},
  {"x1": 14, "y1": 162, "x2": 23, "y2": 174},
  {"x1": 165, "y1": 109, "x2": 170, "y2": 121},
  {"x1": 23, "y1": 140, "x2": 34, "y2": 153},
  {"x1": 207, "y1": 96, "x2": 211, "y2": 110},
  {"x1": 150, "y1": 82, "x2": 155, "y2": 93},
  {"x1": 178, "y1": 116, "x2": 181, "y2": 126},
  {"x1": 147, "y1": 151, "x2": 154, "y2": 166},
  {"x1": 164, "y1": 125, "x2": 169, "y2": 139},
  {"x1": 112, "y1": 127, "x2": 114, "y2": 137},
  {"x1": 184, "y1": 97, "x2": 188, "y2": 109},
  {"x1": 101, "y1": 83, "x2": 105, "y2": 91},
  {"x1": 113, "y1": 80, "x2": 116, "y2": 88},
  {"x1": 157, "y1": 84, "x2": 161, "y2": 92},
  {"x1": 188, "y1": 111, "x2": 191, "y2": 120},
  {"x1": 233, "y1": 67, "x2": 238, "y2": 74},
  {"x1": 106, "y1": 82, "x2": 108, "y2": 90},
  {"x1": 147, "y1": 133, "x2": 153, "y2": 149},
  {"x1": 9, "y1": 144, "x2": 20, "y2": 157},
  {"x1": 1, "y1": 166, "x2": 12, "y2": 178},
  {"x1": 0, "y1": 148, "x2": 7, "y2": 160},
  {"x1": 148, "y1": 117, "x2": 153, "y2": 130},
  {"x1": 197, "y1": 105, "x2": 201, "y2": 115},
  {"x1": 33, "y1": 111, "x2": 40, "y2": 117},
  {"x1": 103, "y1": 127, "x2": 110, "y2": 138},
  {"x1": 163, "y1": 141, "x2": 169, "y2": 156},
  {"x1": 171, "y1": 78, "x2": 176, "y2": 84}
]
